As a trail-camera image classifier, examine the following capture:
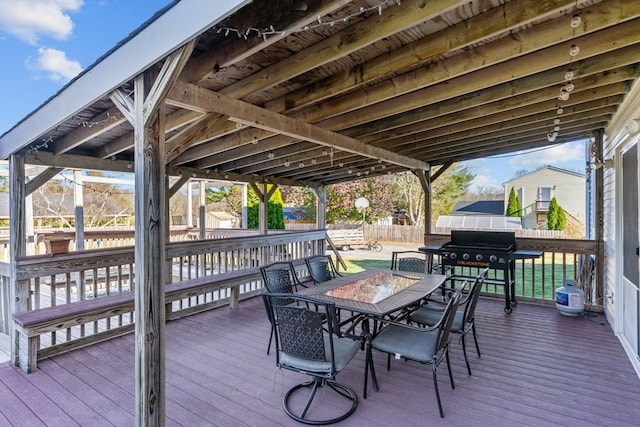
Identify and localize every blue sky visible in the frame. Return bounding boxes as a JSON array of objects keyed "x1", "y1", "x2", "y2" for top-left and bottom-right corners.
[{"x1": 0, "y1": 0, "x2": 588, "y2": 192}]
